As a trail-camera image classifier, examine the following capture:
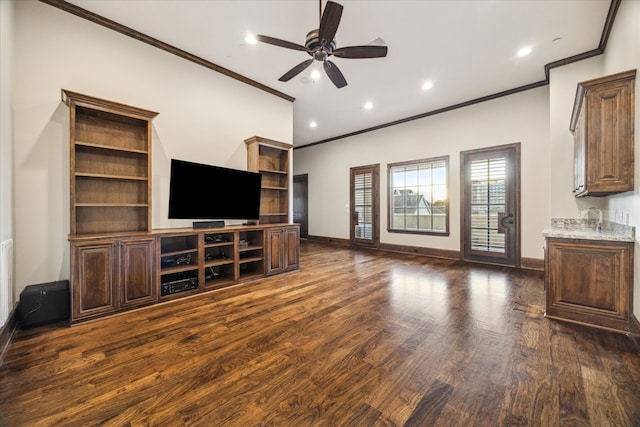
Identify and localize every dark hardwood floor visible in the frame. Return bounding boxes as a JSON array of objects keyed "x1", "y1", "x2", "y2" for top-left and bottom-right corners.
[{"x1": 1, "y1": 241, "x2": 639, "y2": 426}]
